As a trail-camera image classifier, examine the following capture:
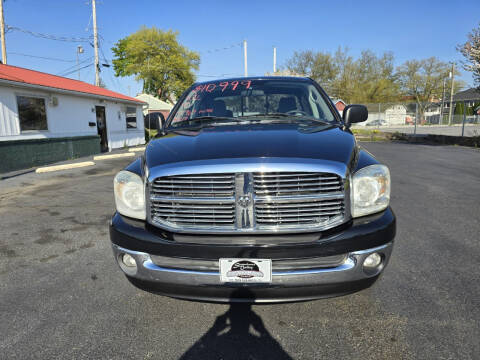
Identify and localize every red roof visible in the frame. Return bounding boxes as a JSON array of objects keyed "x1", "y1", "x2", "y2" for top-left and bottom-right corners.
[{"x1": 0, "y1": 64, "x2": 143, "y2": 104}]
